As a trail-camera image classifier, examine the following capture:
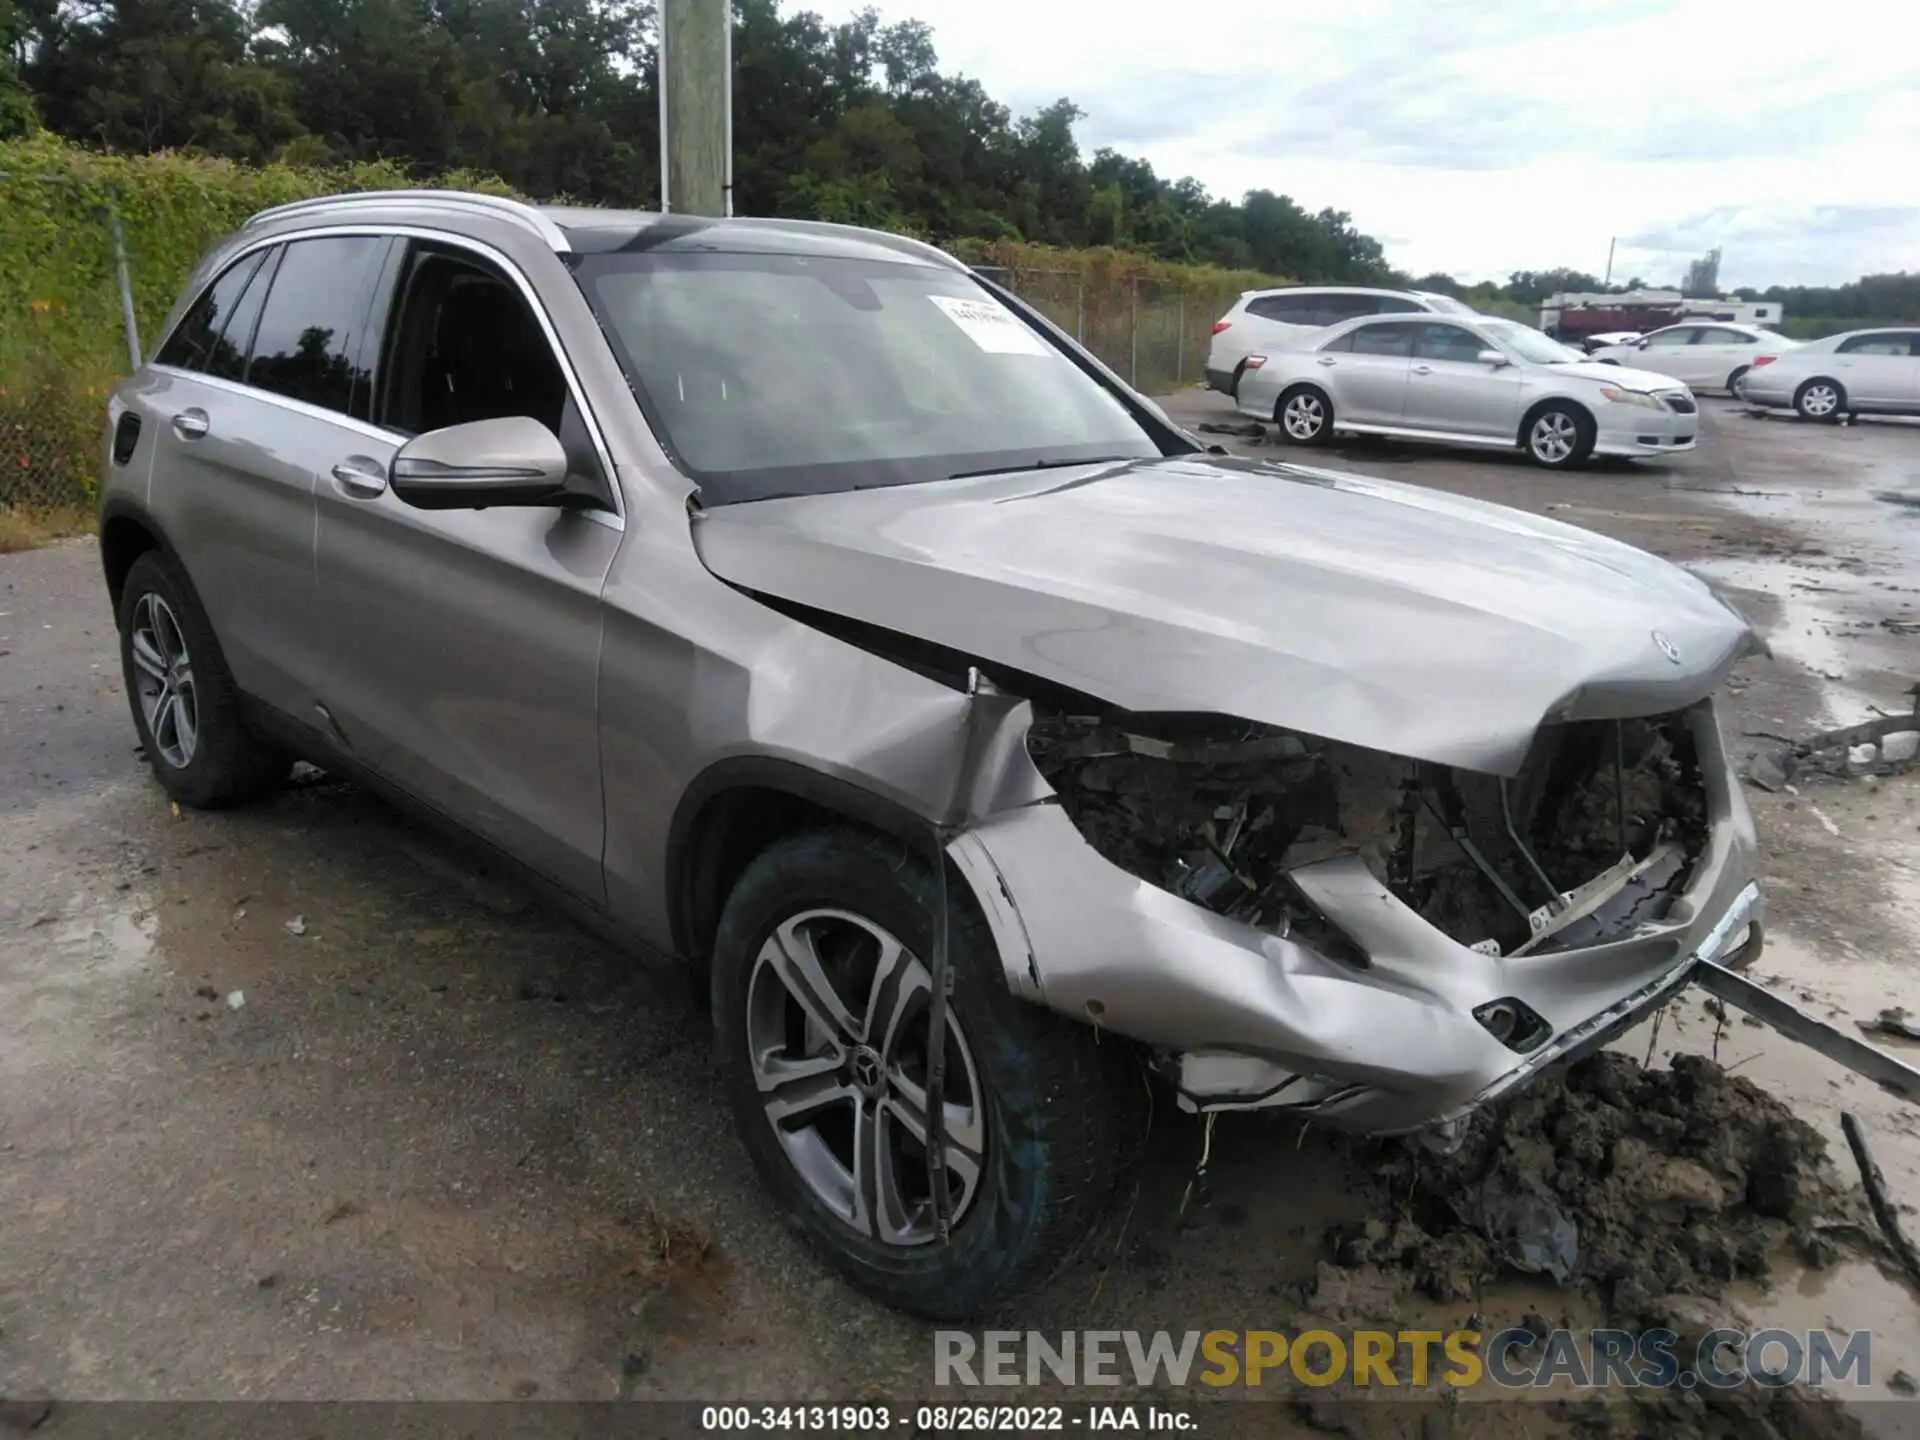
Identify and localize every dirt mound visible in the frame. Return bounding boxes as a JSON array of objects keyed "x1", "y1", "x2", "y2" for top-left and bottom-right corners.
[{"x1": 1329, "y1": 1052, "x2": 1864, "y2": 1321}]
